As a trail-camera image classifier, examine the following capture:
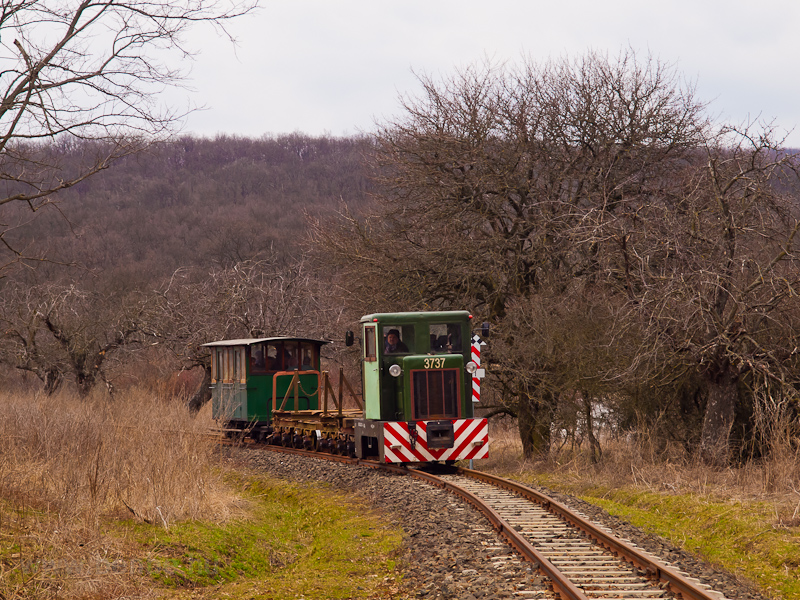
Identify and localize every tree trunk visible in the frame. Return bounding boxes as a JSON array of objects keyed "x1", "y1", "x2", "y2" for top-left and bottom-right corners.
[
  {"x1": 517, "y1": 392, "x2": 552, "y2": 458},
  {"x1": 583, "y1": 396, "x2": 602, "y2": 464},
  {"x1": 187, "y1": 365, "x2": 213, "y2": 413},
  {"x1": 699, "y1": 365, "x2": 738, "y2": 466},
  {"x1": 75, "y1": 370, "x2": 97, "y2": 397},
  {"x1": 43, "y1": 367, "x2": 63, "y2": 395}
]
